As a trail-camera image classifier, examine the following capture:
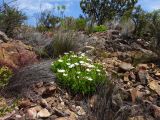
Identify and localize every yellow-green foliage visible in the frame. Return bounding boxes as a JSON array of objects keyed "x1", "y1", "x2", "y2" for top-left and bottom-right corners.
[
  {"x1": 93, "y1": 25, "x2": 107, "y2": 32},
  {"x1": 75, "y1": 18, "x2": 86, "y2": 31},
  {"x1": 0, "y1": 66, "x2": 12, "y2": 87}
]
